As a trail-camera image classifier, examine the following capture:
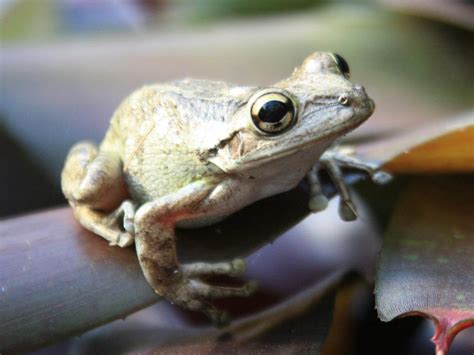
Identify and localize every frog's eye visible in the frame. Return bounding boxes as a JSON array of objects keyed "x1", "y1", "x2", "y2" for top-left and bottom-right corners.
[
  {"x1": 329, "y1": 53, "x2": 350, "y2": 79},
  {"x1": 250, "y1": 91, "x2": 297, "y2": 135}
]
